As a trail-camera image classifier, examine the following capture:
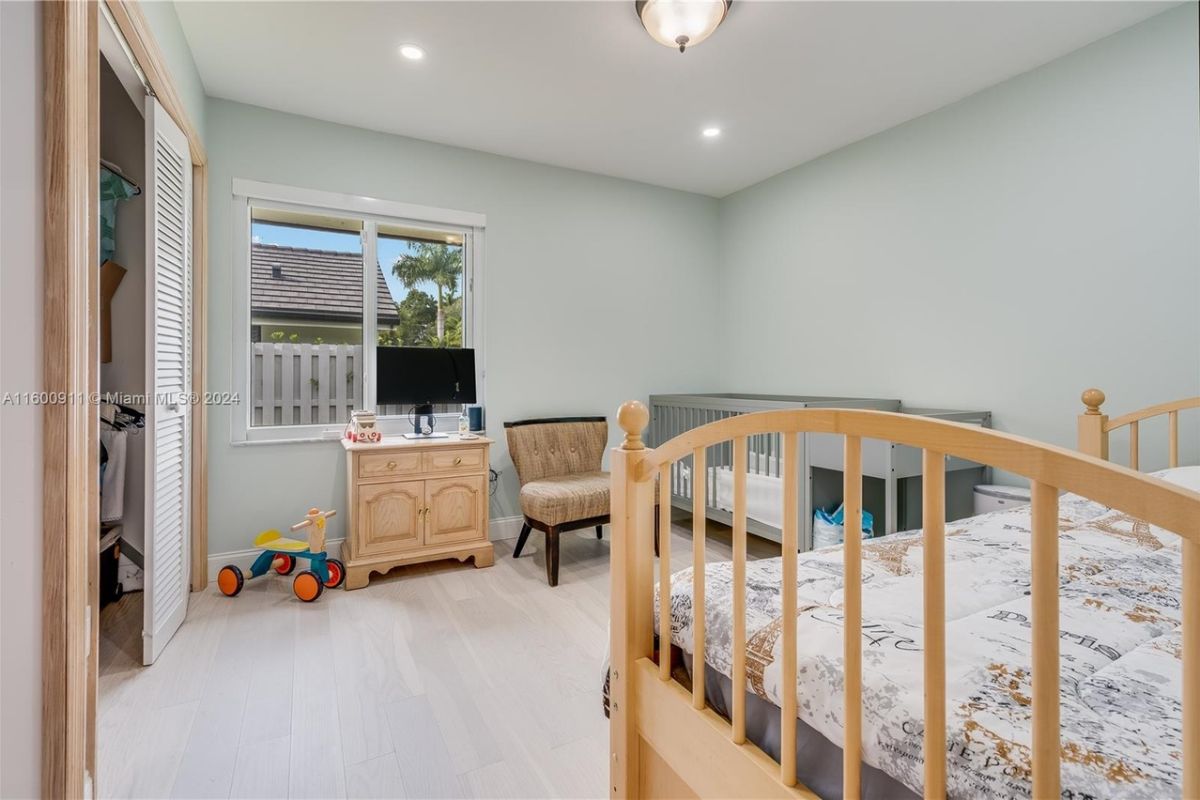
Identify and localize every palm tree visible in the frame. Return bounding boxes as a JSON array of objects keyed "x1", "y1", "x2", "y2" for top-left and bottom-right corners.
[{"x1": 391, "y1": 243, "x2": 462, "y2": 345}]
